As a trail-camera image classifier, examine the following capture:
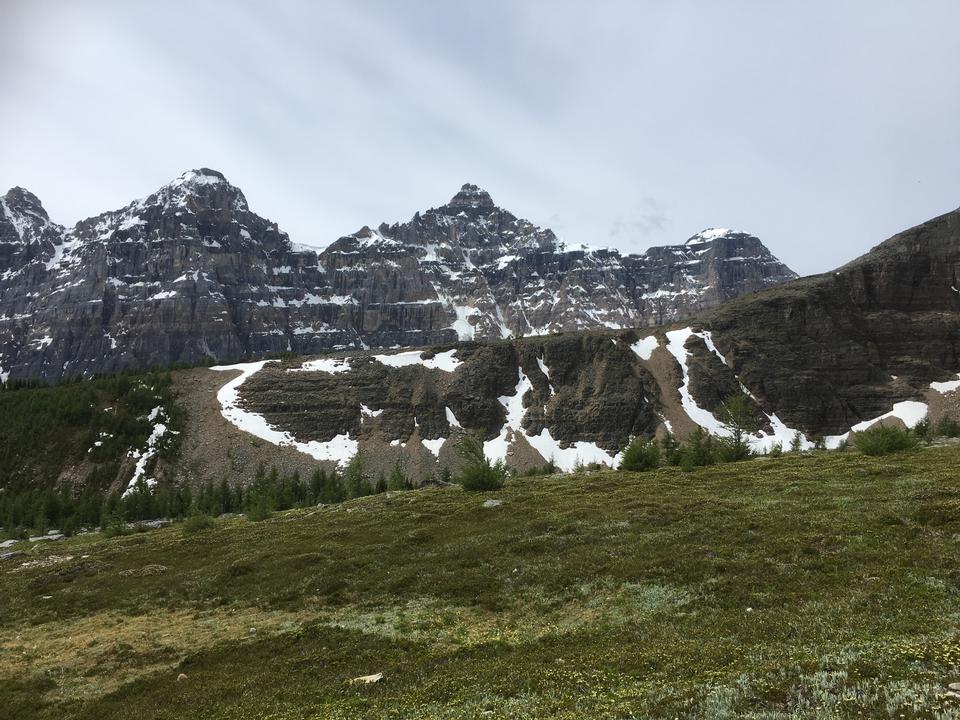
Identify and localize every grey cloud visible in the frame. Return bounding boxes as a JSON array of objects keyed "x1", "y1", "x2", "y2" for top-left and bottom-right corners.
[
  {"x1": 1, "y1": 0, "x2": 958, "y2": 274},
  {"x1": 610, "y1": 198, "x2": 670, "y2": 240}
]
